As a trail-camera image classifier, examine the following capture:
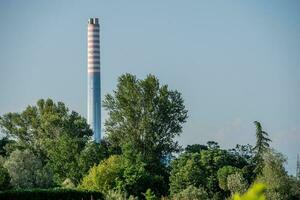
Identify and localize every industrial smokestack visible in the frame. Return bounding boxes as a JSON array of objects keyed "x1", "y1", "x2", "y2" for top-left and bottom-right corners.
[{"x1": 87, "y1": 18, "x2": 101, "y2": 142}]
